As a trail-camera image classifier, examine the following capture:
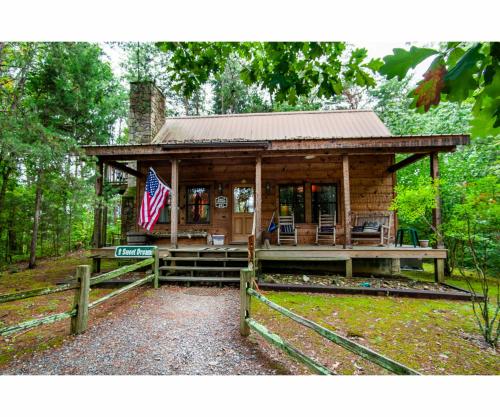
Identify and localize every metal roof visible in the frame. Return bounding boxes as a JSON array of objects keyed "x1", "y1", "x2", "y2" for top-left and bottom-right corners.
[{"x1": 152, "y1": 109, "x2": 391, "y2": 144}]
